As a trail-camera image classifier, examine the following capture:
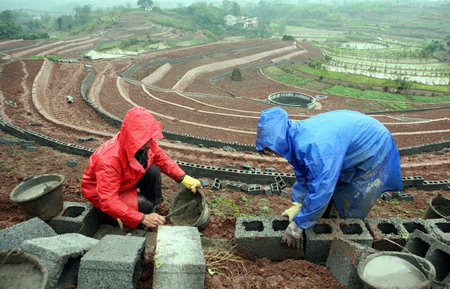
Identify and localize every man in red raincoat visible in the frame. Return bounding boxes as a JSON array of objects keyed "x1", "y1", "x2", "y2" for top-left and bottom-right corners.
[{"x1": 81, "y1": 107, "x2": 201, "y2": 229}]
